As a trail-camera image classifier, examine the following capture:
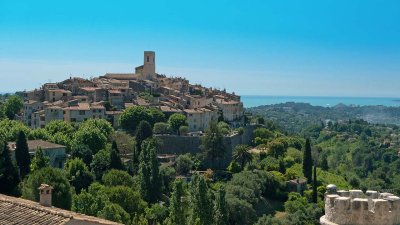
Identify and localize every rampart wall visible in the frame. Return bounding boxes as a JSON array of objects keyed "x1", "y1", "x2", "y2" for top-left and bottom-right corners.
[
  {"x1": 320, "y1": 189, "x2": 400, "y2": 225},
  {"x1": 155, "y1": 125, "x2": 257, "y2": 168}
]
